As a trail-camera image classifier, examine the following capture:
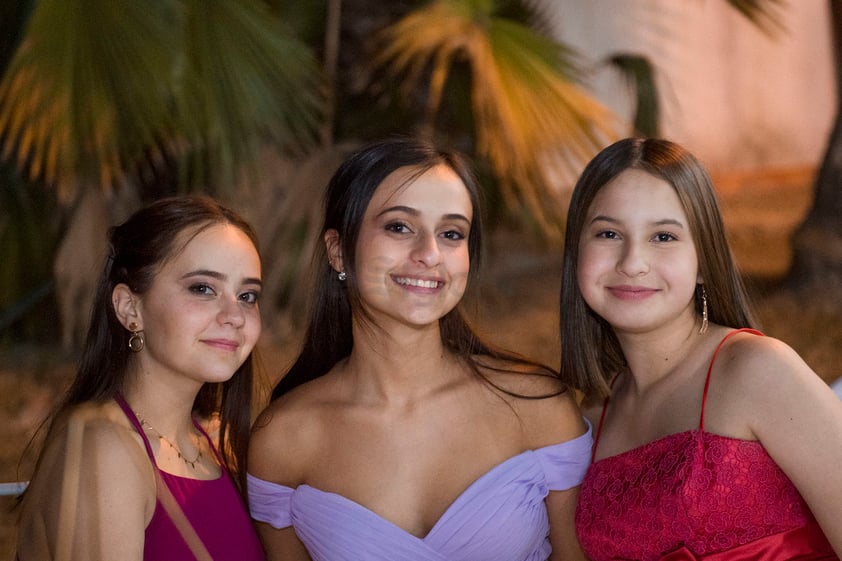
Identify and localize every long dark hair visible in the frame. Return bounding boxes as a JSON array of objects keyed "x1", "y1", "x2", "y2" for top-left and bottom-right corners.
[
  {"x1": 52, "y1": 195, "x2": 261, "y2": 489},
  {"x1": 560, "y1": 138, "x2": 758, "y2": 400},
  {"x1": 273, "y1": 137, "x2": 560, "y2": 401}
]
